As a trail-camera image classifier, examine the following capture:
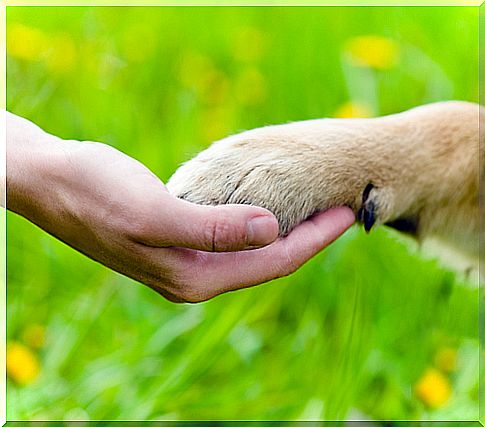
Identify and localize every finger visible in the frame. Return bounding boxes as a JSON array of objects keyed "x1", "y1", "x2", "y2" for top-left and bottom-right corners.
[
  {"x1": 140, "y1": 194, "x2": 280, "y2": 252},
  {"x1": 174, "y1": 206, "x2": 355, "y2": 301}
]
